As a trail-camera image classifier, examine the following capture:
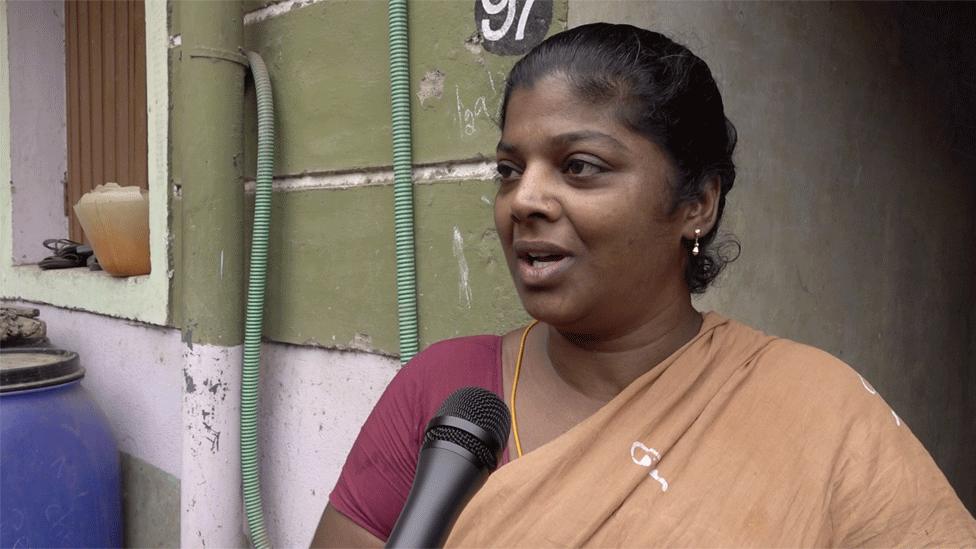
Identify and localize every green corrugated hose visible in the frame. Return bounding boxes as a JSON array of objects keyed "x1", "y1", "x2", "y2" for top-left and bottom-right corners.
[
  {"x1": 388, "y1": 0, "x2": 420, "y2": 364},
  {"x1": 242, "y1": 50, "x2": 273, "y2": 549},
  {"x1": 238, "y1": 6, "x2": 418, "y2": 545}
]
